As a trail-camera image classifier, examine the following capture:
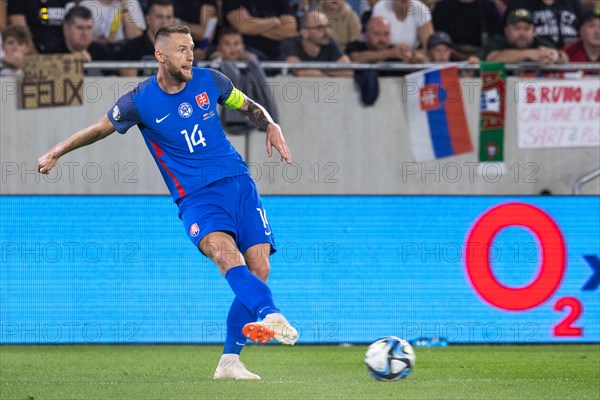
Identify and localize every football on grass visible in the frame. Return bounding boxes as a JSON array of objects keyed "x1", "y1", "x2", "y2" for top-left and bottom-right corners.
[{"x1": 364, "y1": 336, "x2": 415, "y2": 381}]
